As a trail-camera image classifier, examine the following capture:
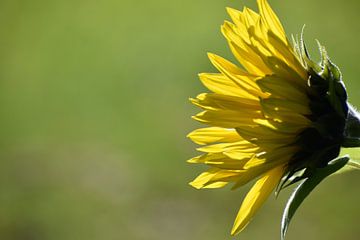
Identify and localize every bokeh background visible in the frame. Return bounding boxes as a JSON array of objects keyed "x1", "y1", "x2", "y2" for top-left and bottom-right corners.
[{"x1": 0, "y1": 0, "x2": 359, "y2": 239}]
